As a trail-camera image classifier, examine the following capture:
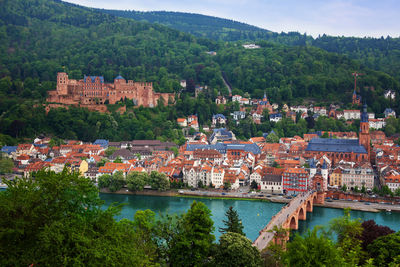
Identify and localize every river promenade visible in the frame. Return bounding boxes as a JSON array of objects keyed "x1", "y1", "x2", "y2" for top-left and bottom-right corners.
[{"x1": 100, "y1": 188, "x2": 400, "y2": 213}]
